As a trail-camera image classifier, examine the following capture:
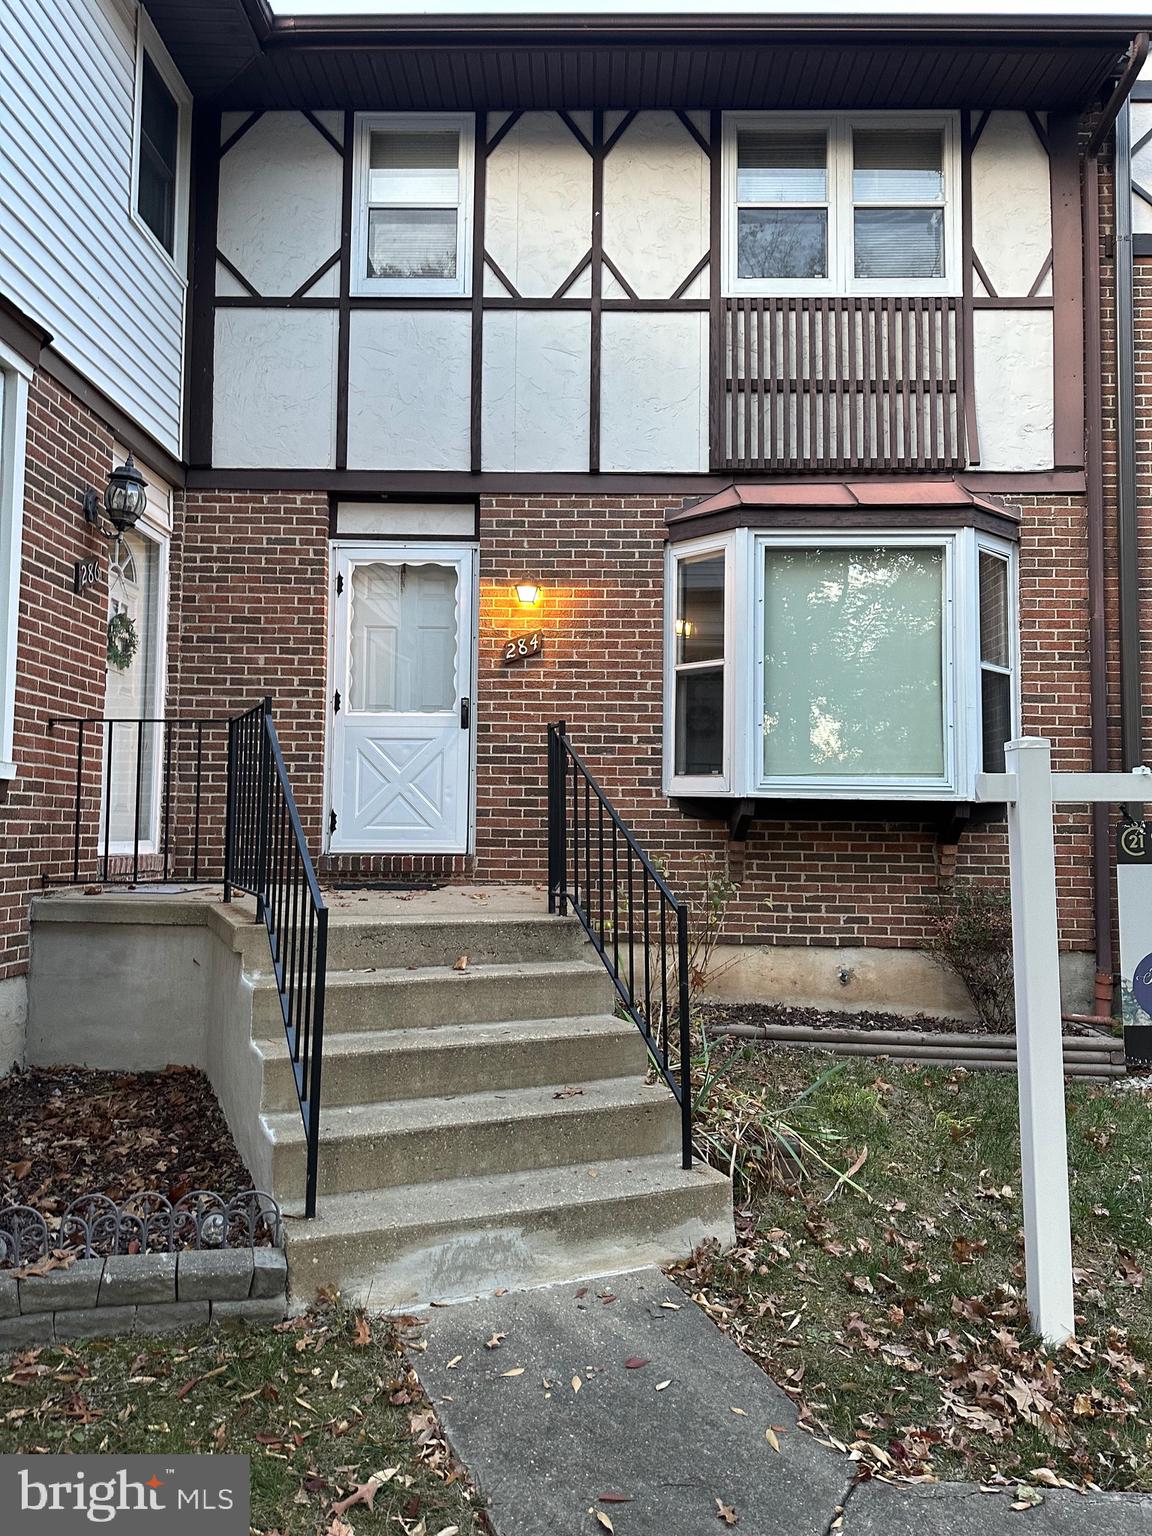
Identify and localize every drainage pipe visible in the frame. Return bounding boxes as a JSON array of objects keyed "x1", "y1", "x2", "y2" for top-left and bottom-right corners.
[{"x1": 1115, "y1": 99, "x2": 1144, "y2": 779}]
